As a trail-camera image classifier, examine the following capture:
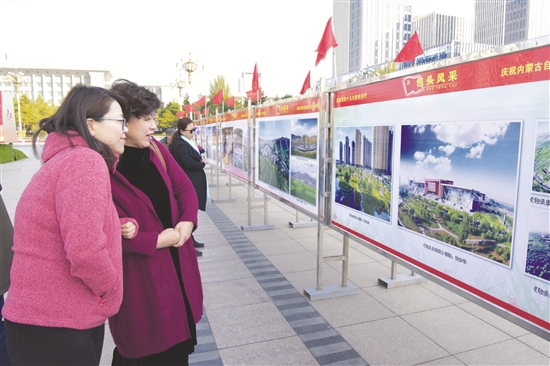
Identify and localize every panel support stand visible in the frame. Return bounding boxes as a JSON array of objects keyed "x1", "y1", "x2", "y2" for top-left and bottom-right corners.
[
  {"x1": 378, "y1": 261, "x2": 427, "y2": 289},
  {"x1": 289, "y1": 209, "x2": 317, "y2": 228}
]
